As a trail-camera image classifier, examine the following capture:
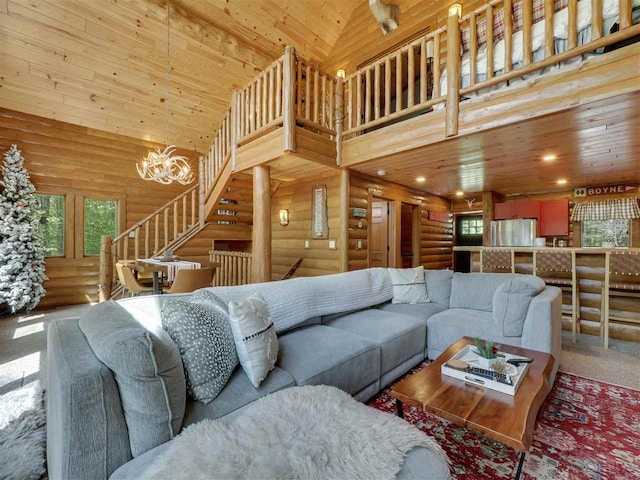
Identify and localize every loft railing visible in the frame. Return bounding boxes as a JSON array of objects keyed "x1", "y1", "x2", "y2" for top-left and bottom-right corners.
[{"x1": 210, "y1": 250, "x2": 253, "y2": 286}]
